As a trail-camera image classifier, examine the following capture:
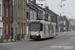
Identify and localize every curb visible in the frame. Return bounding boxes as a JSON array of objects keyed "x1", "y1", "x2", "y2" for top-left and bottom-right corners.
[{"x1": 57, "y1": 31, "x2": 72, "y2": 34}]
